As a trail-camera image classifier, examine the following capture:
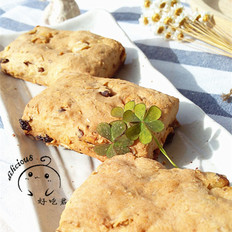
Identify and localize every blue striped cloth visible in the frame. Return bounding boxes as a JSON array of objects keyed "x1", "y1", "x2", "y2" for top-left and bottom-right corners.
[{"x1": 0, "y1": 0, "x2": 231, "y2": 134}]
